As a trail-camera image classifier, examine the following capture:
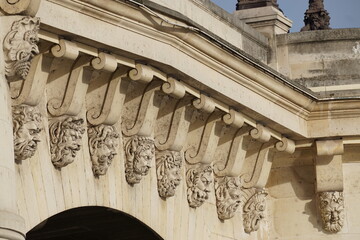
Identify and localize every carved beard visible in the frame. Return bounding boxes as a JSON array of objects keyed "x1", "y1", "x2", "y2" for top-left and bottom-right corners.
[
  {"x1": 244, "y1": 212, "x2": 264, "y2": 233},
  {"x1": 12, "y1": 44, "x2": 38, "y2": 79},
  {"x1": 217, "y1": 199, "x2": 241, "y2": 219},
  {"x1": 323, "y1": 210, "x2": 344, "y2": 232},
  {"x1": 92, "y1": 153, "x2": 115, "y2": 176},
  {"x1": 158, "y1": 174, "x2": 180, "y2": 198},
  {"x1": 14, "y1": 138, "x2": 38, "y2": 161},
  {"x1": 188, "y1": 186, "x2": 210, "y2": 207},
  {"x1": 53, "y1": 144, "x2": 81, "y2": 168}
]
